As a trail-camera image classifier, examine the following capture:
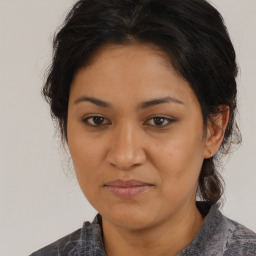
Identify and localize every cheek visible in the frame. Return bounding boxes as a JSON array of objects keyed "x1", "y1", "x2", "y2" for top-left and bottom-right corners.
[
  {"x1": 67, "y1": 118, "x2": 106, "y2": 170},
  {"x1": 69, "y1": 138, "x2": 105, "y2": 207},
  {"x1": 69, "y1": 138, "x2": 97, "y2": 169},
  {"x1": 67, "y1": 129, "x2": 106, "y2": 193},
  {"x1": 153, "y1": 126, "x2": 205, "y2": 191},
  {"x1": 158, "y1": 128, "x2": 204, "y2": 167}
]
